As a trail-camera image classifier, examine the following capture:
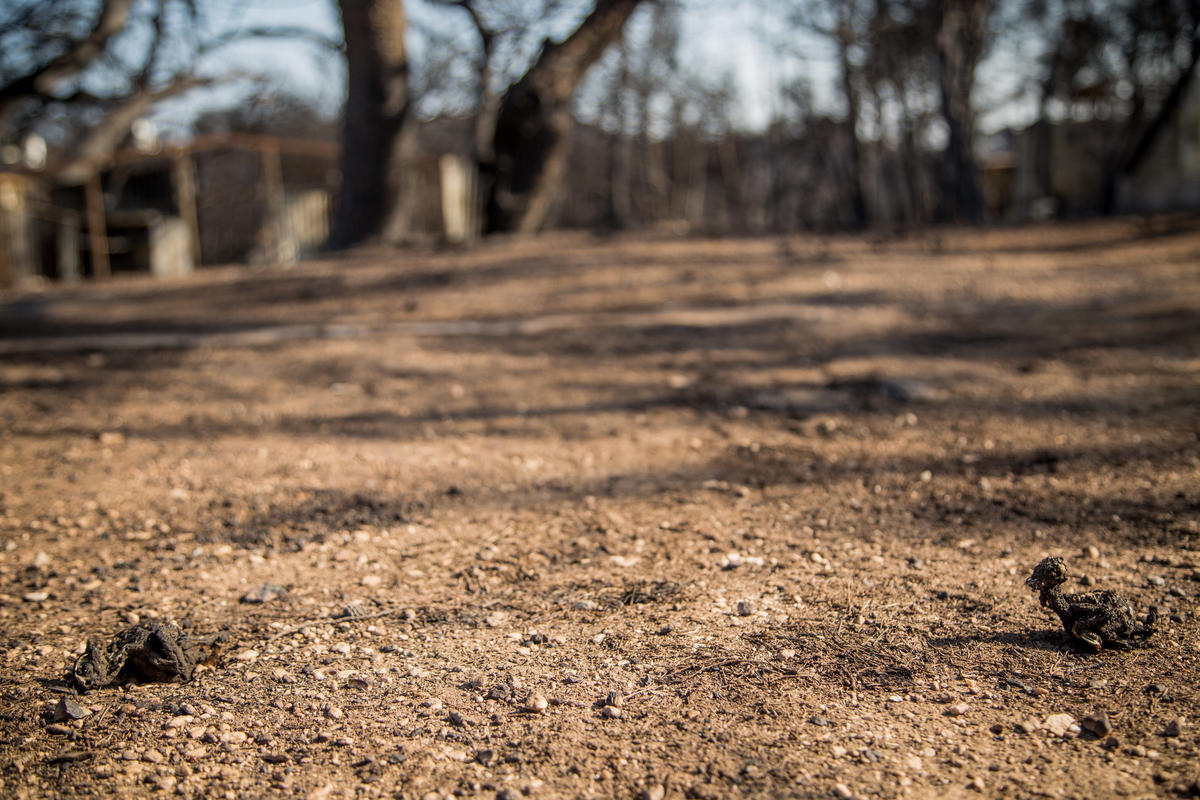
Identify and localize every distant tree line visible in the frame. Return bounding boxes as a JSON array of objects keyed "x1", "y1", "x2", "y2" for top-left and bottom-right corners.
[{"x1": 1, "y1": 0, "x2": 1197, "y2": 248}]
